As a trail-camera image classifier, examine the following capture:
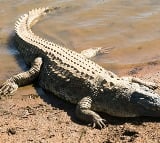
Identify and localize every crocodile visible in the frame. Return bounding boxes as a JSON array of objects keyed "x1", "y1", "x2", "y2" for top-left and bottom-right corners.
[{"x1": 0, "y1": 7, "x2": 160, "y2": 129}]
